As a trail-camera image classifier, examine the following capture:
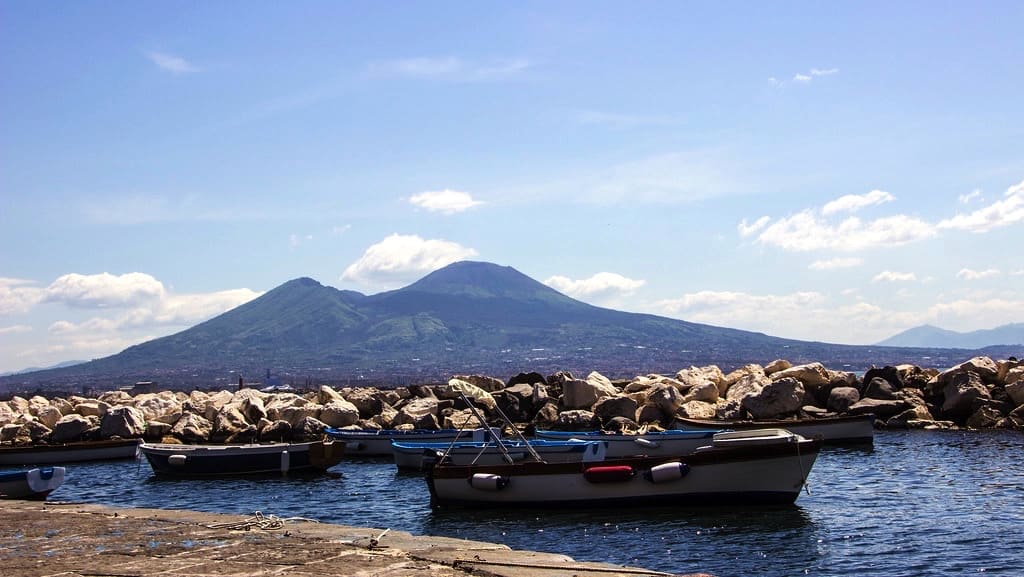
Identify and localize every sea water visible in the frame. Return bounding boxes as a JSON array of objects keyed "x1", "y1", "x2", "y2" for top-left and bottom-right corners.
[{"x1": 53, "y1": 430, "x2": 1024, "y2": 577}]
